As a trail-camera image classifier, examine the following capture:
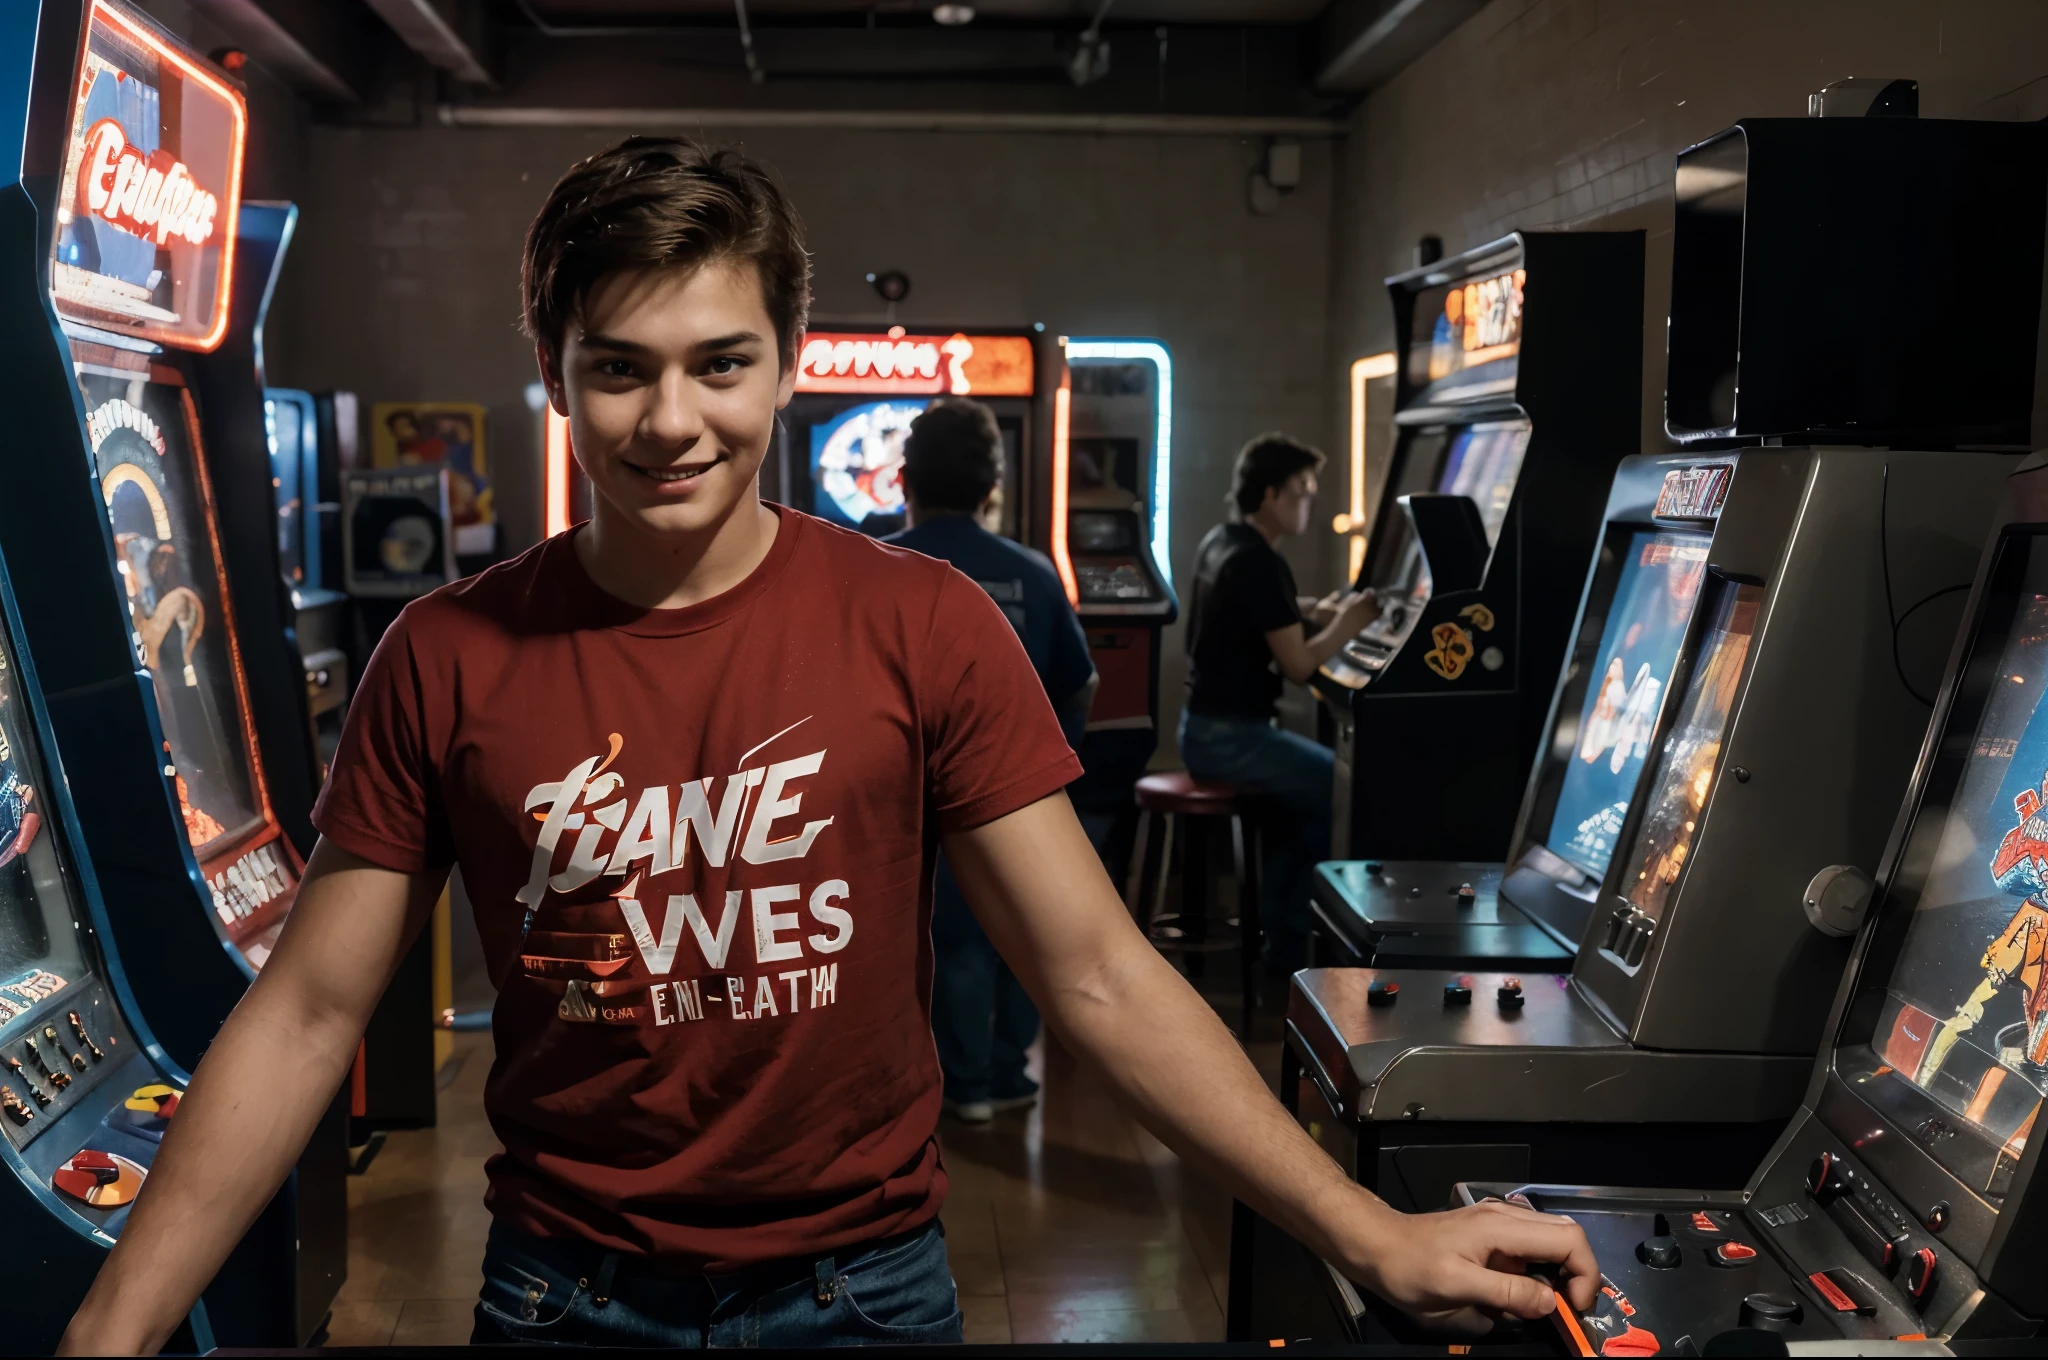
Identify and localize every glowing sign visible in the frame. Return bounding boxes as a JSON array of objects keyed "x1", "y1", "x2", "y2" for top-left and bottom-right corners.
[
  {"x1": 795, "y1": 330, "x2": 1035, "y2": 397},
  {"x1": 1336, "y1": 352, "x2": 1398, "y2": 581},
  {"x1": 79, "y1": 118, "x2": 222, "y2": 247},
  {"x1": 50, "y1": 0, "x2": 247, "y2": 352}
]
